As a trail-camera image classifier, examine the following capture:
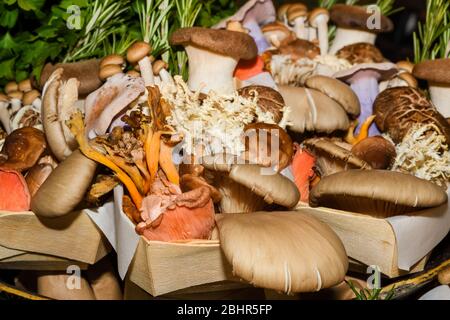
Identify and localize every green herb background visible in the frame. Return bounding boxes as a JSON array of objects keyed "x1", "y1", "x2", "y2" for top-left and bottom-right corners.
[{"x1": 0, "y1": 0, "x2": 237, "y2": 87}]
